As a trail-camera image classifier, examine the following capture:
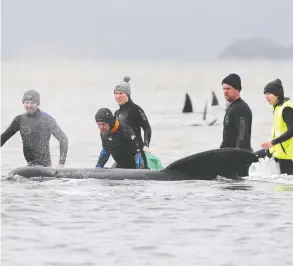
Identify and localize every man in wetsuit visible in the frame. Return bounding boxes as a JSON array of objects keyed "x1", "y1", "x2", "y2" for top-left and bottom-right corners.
[
  {"x1": 95, "y1": 108, "x2": 146, "y2": 169},
  {"x1": 1, "y1": 90, "x2": 68, "y2": 167},
  {"x1": 220, "y1": 73, "x2": 253, "y2": 176},
  {"x1": 254, "y1": 79, "x2": 293, "y2": 175},
  {"x1": 113, "y1": 77, "x2": 151, "y2": 167}
]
